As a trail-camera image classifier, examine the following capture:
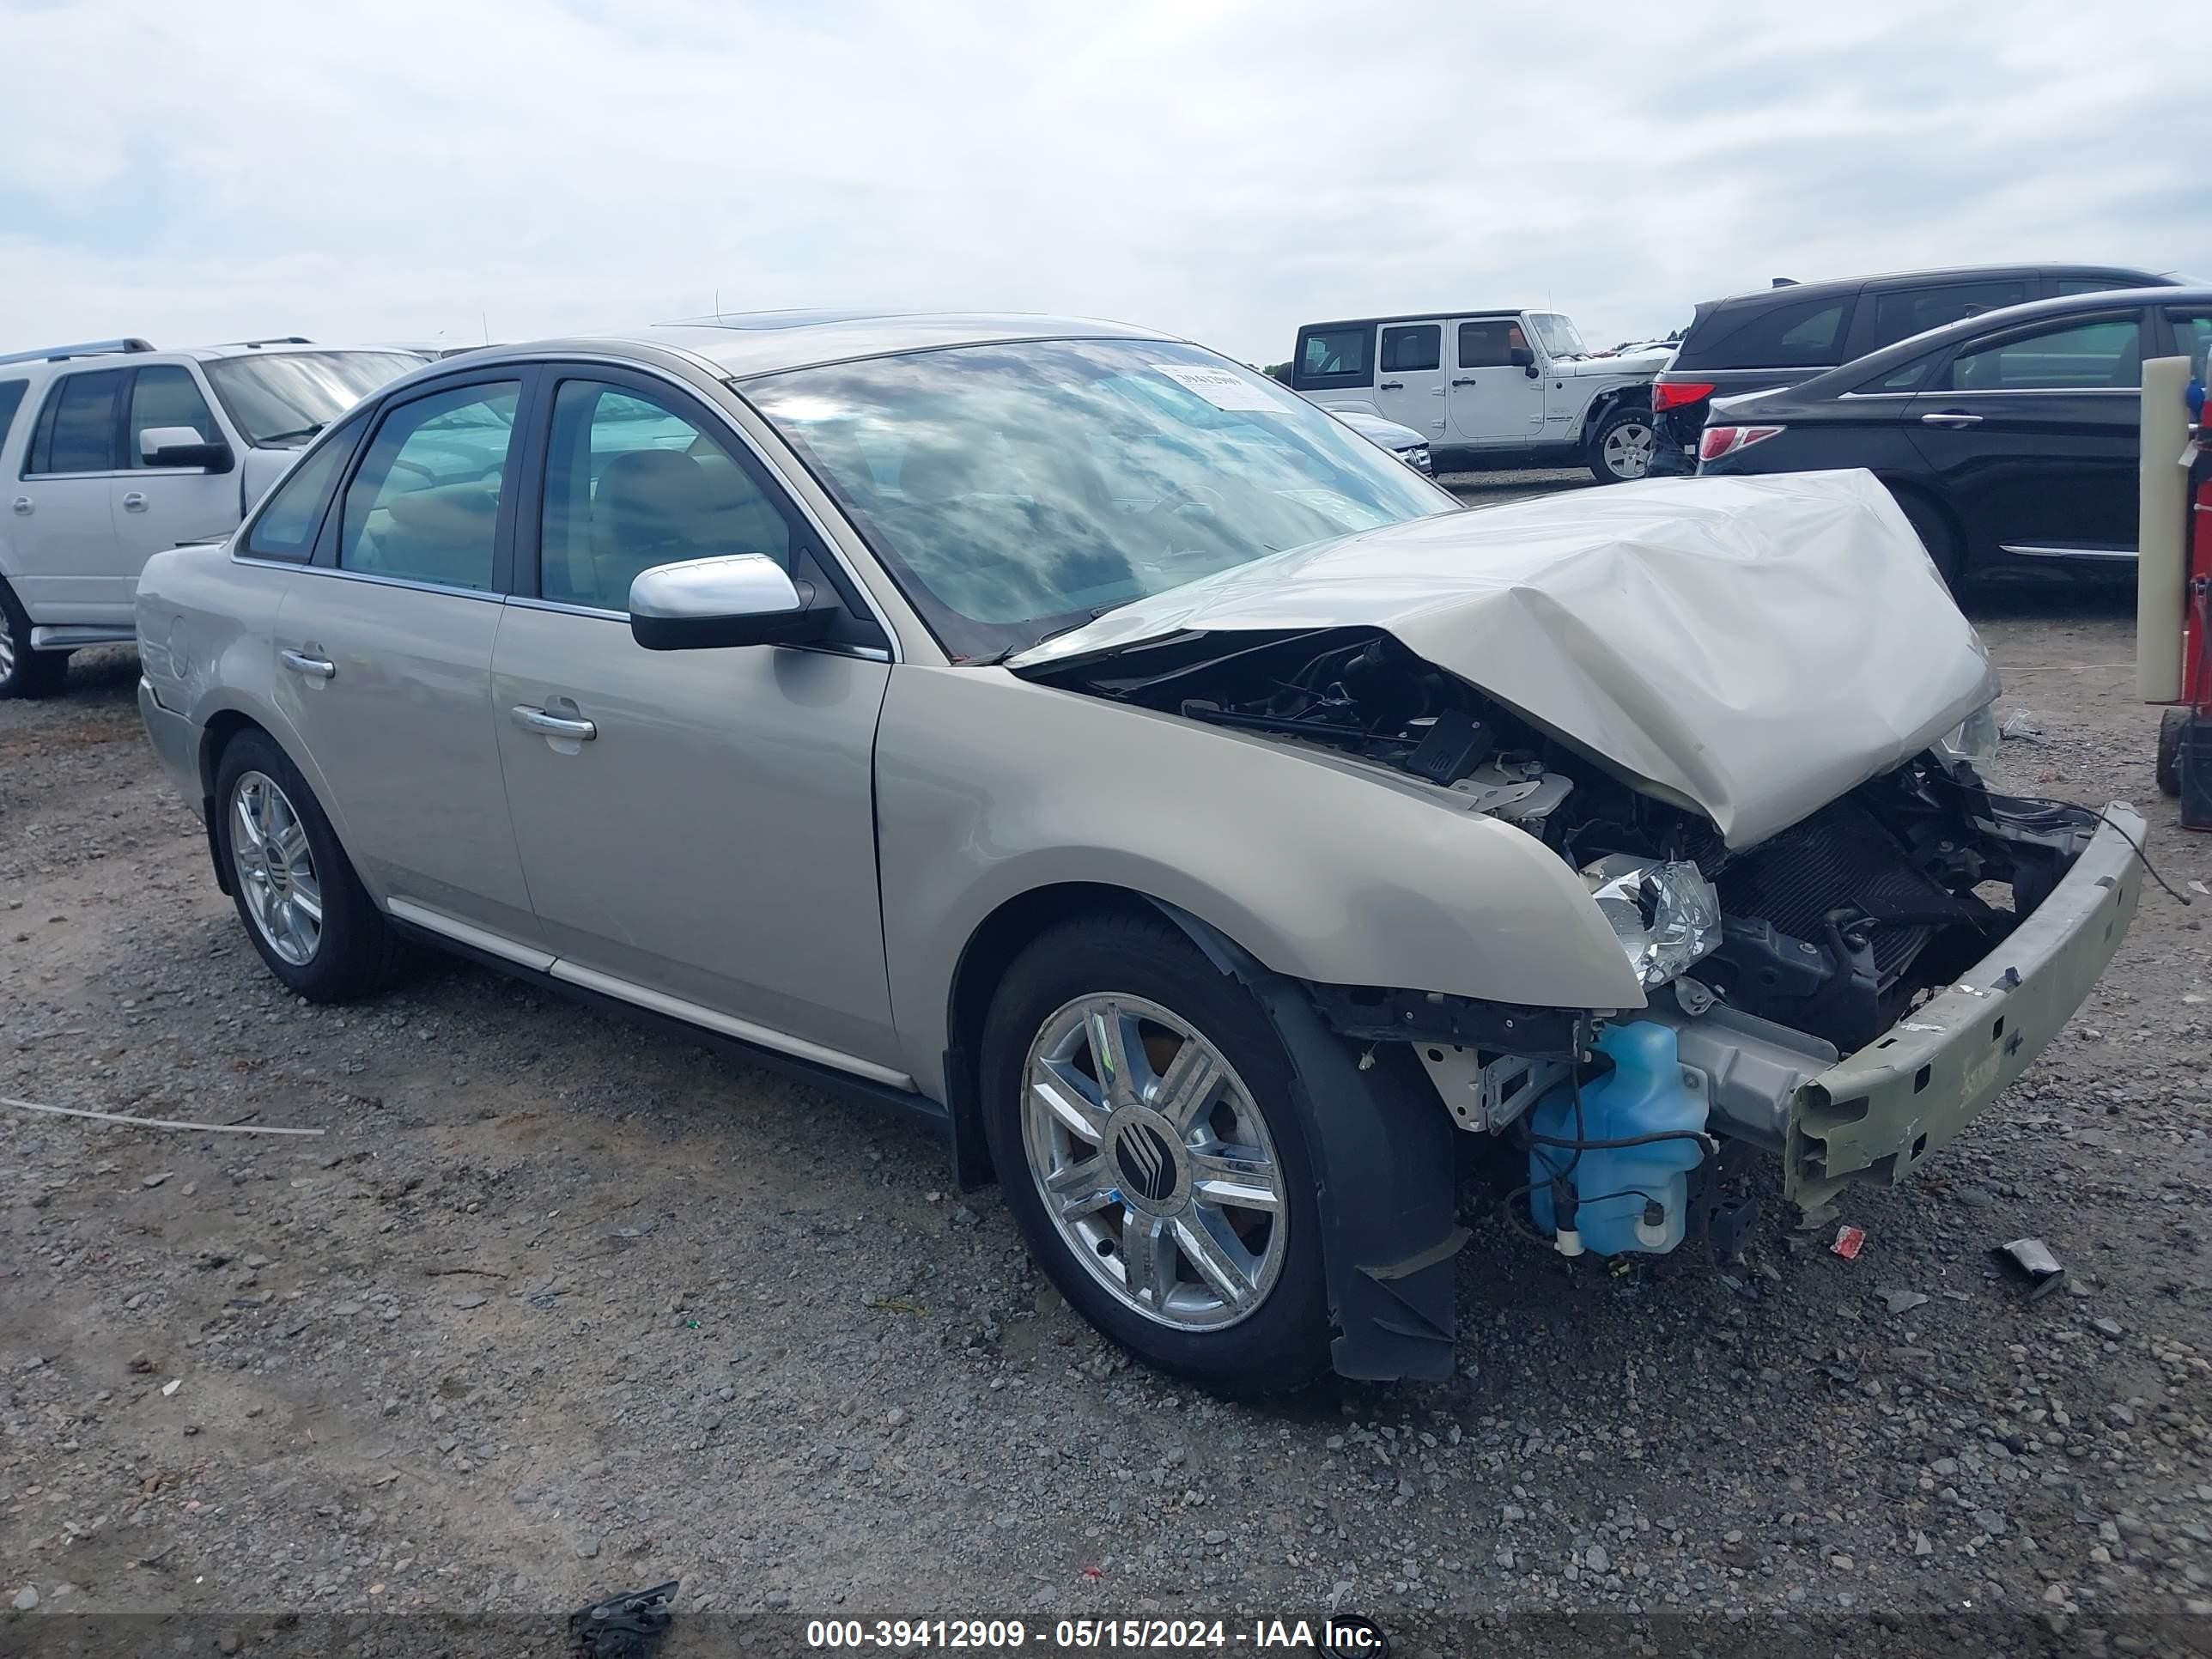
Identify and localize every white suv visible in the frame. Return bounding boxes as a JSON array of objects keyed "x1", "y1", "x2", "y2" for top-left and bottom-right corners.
[
  {"x1": 1289, "y1": 310, "x2": 1671, "y2": 483},
  {"x1": 0, "y1": 337, "x2": 425, "y2": 697}
]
